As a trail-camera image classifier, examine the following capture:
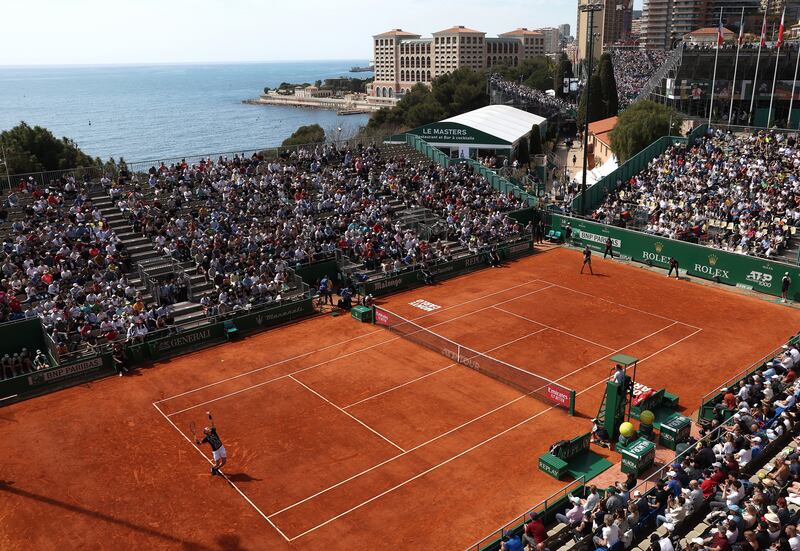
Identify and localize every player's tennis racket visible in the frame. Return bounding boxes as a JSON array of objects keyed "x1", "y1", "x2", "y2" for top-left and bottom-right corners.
[{"x1": 189, "y1": 421, "x2": 197, "y2": 442}]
